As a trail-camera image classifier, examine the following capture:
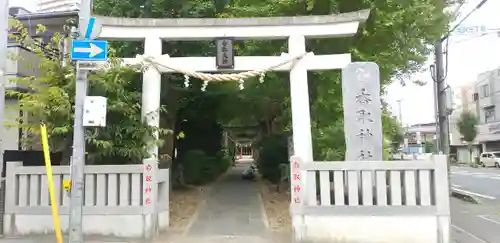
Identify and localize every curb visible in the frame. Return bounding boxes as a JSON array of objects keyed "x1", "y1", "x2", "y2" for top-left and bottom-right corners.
[{"x1": 451, "y1": 189, "x2": 480, "y2": 204}]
